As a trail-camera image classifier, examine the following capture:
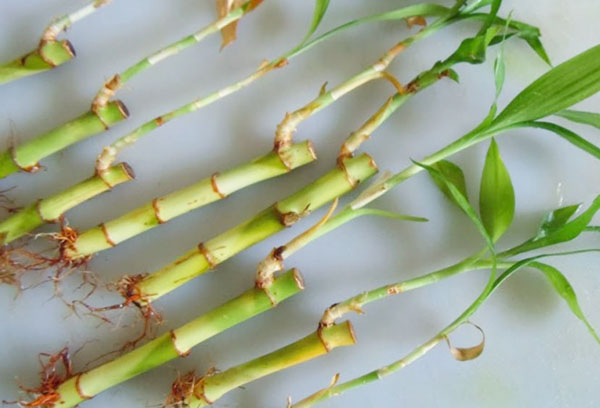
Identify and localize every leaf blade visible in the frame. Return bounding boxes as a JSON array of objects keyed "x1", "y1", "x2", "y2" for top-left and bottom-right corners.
[{"x1": 479, "y1": 139, "x2": 515, "y2": 242}]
